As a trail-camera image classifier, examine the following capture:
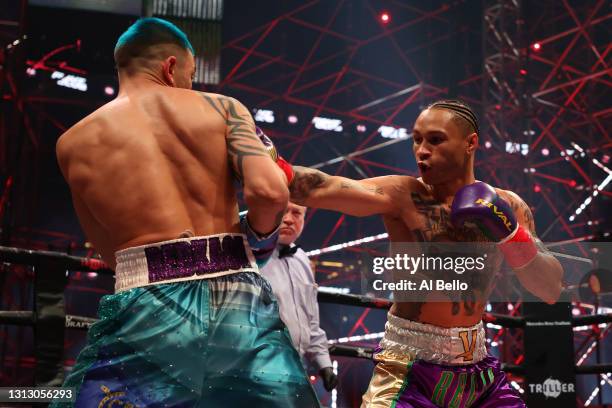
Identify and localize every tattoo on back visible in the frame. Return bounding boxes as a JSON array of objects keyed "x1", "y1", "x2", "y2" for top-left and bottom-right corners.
[{"x1": 202, "y1": 94, "x2": 267, "y2": 179}]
